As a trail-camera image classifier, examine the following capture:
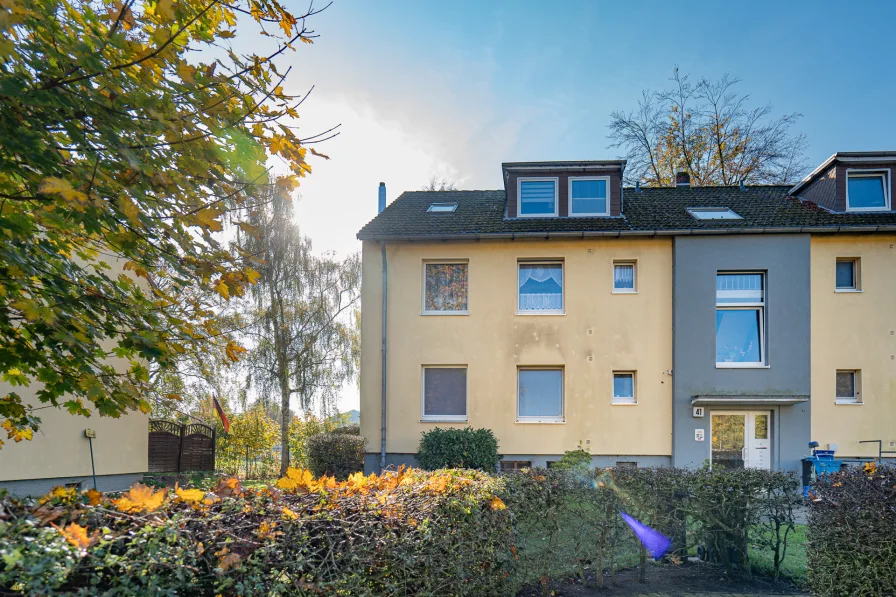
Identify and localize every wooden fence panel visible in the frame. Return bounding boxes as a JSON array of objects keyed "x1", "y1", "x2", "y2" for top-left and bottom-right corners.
[{"x1": 148, "y1": 420, "x2": 215, "y2": 473}]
